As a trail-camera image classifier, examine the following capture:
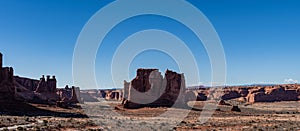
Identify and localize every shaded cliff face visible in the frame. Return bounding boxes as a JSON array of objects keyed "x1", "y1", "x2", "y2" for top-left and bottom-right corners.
[
  {"x1": 247, "y1": 85, "x2": 299, "y2": 103},
  {"x1": 0, "y1": 67, "x2": 15, "y2": 100},
  {"x1": 14, "y1": 76, "x2": 39, "y2": 92},
  {"x1": 131, "y1": 69, "x2": 158, "y2": 92},
  {"x1": 122, "y1": 69, "x2": 187, "y2": 109},
  {"x1": 0, "y1": 53, "x2": 15, "y2": 100},
  {"x1": 0, "y1": 52, "x2": 82, "y2": 108},
  {"x1": 35, "y1": 75, "x2": 57, "y2": 93}
]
